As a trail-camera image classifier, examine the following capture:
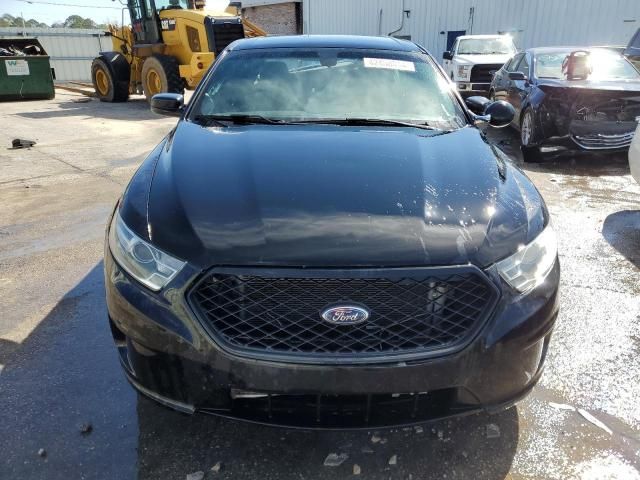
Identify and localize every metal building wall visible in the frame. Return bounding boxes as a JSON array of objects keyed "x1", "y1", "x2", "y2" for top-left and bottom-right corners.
[
  {"x1": 302, "y1": 0, "x2": 640, "y2": 57},
  {"x1": 0, "y1": 27, "x2": 109, "y2": 82}
]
